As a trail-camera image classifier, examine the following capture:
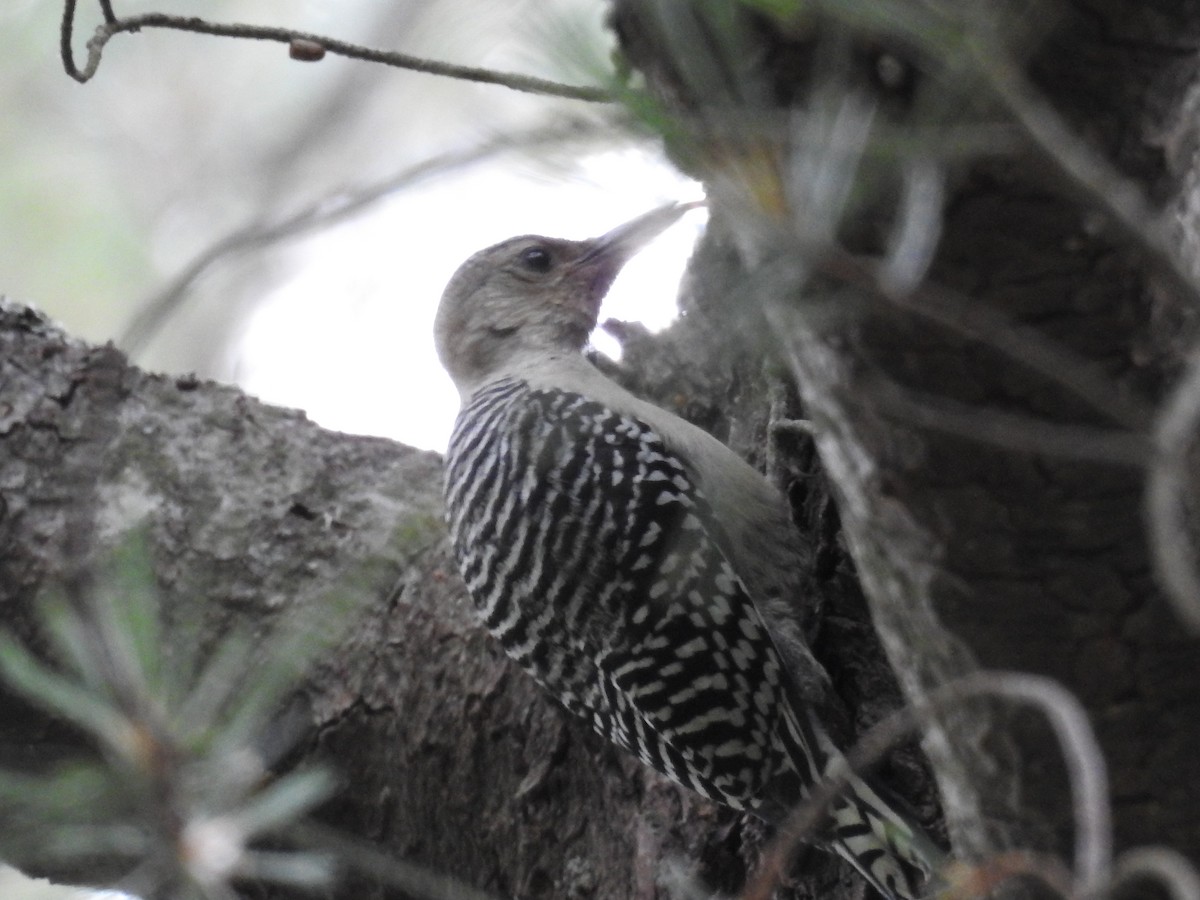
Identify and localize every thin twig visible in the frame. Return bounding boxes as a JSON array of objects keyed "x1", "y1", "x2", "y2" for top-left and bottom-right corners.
[
  {"x1": 867, "y1": 374, "x2": 1152, "y2": 467},
  {"x1": 741, "y1": 670, "x2": 1111, "y2": 900},
  {"x1": 1145, "y1": 352, "x2": 1200, "y2": 632},
  {"x1": 815, "y1": 246, "x2": 1155, "y2": 433},
  {"x1": 941, "y1": 851, "x2": 1076, "y2": 899},
  {"x1": 60, "y1": 0, "x2": 81, "y2": 79},
  {"x1": 677, "y1": 113, "x2": 1024, "y2": 161},
  {"x1": 966, "y1": 36, "x2": 1200, "y2": 313},
  {"x1": 118, "y1": 117, "x2": 613, "y2": 353},
  {"x1": 802, "y1": 4, "x2": 1200, "y2": 313},
  {"x1": 288, "y1": 821, "x2": 504, "y2": 900},
  {"x1": 1112, "y1": 847, "x2": 1200, "y2": 900},
  {"x1": 880, "y1": 158, "x2": 945, "y2": 296},
  {"x1": 754, "y1": 237, "x2": 1152, "y2": 449},
  {"x1": 60, "y1": 4, "x2": 611, "y2": 102}
]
